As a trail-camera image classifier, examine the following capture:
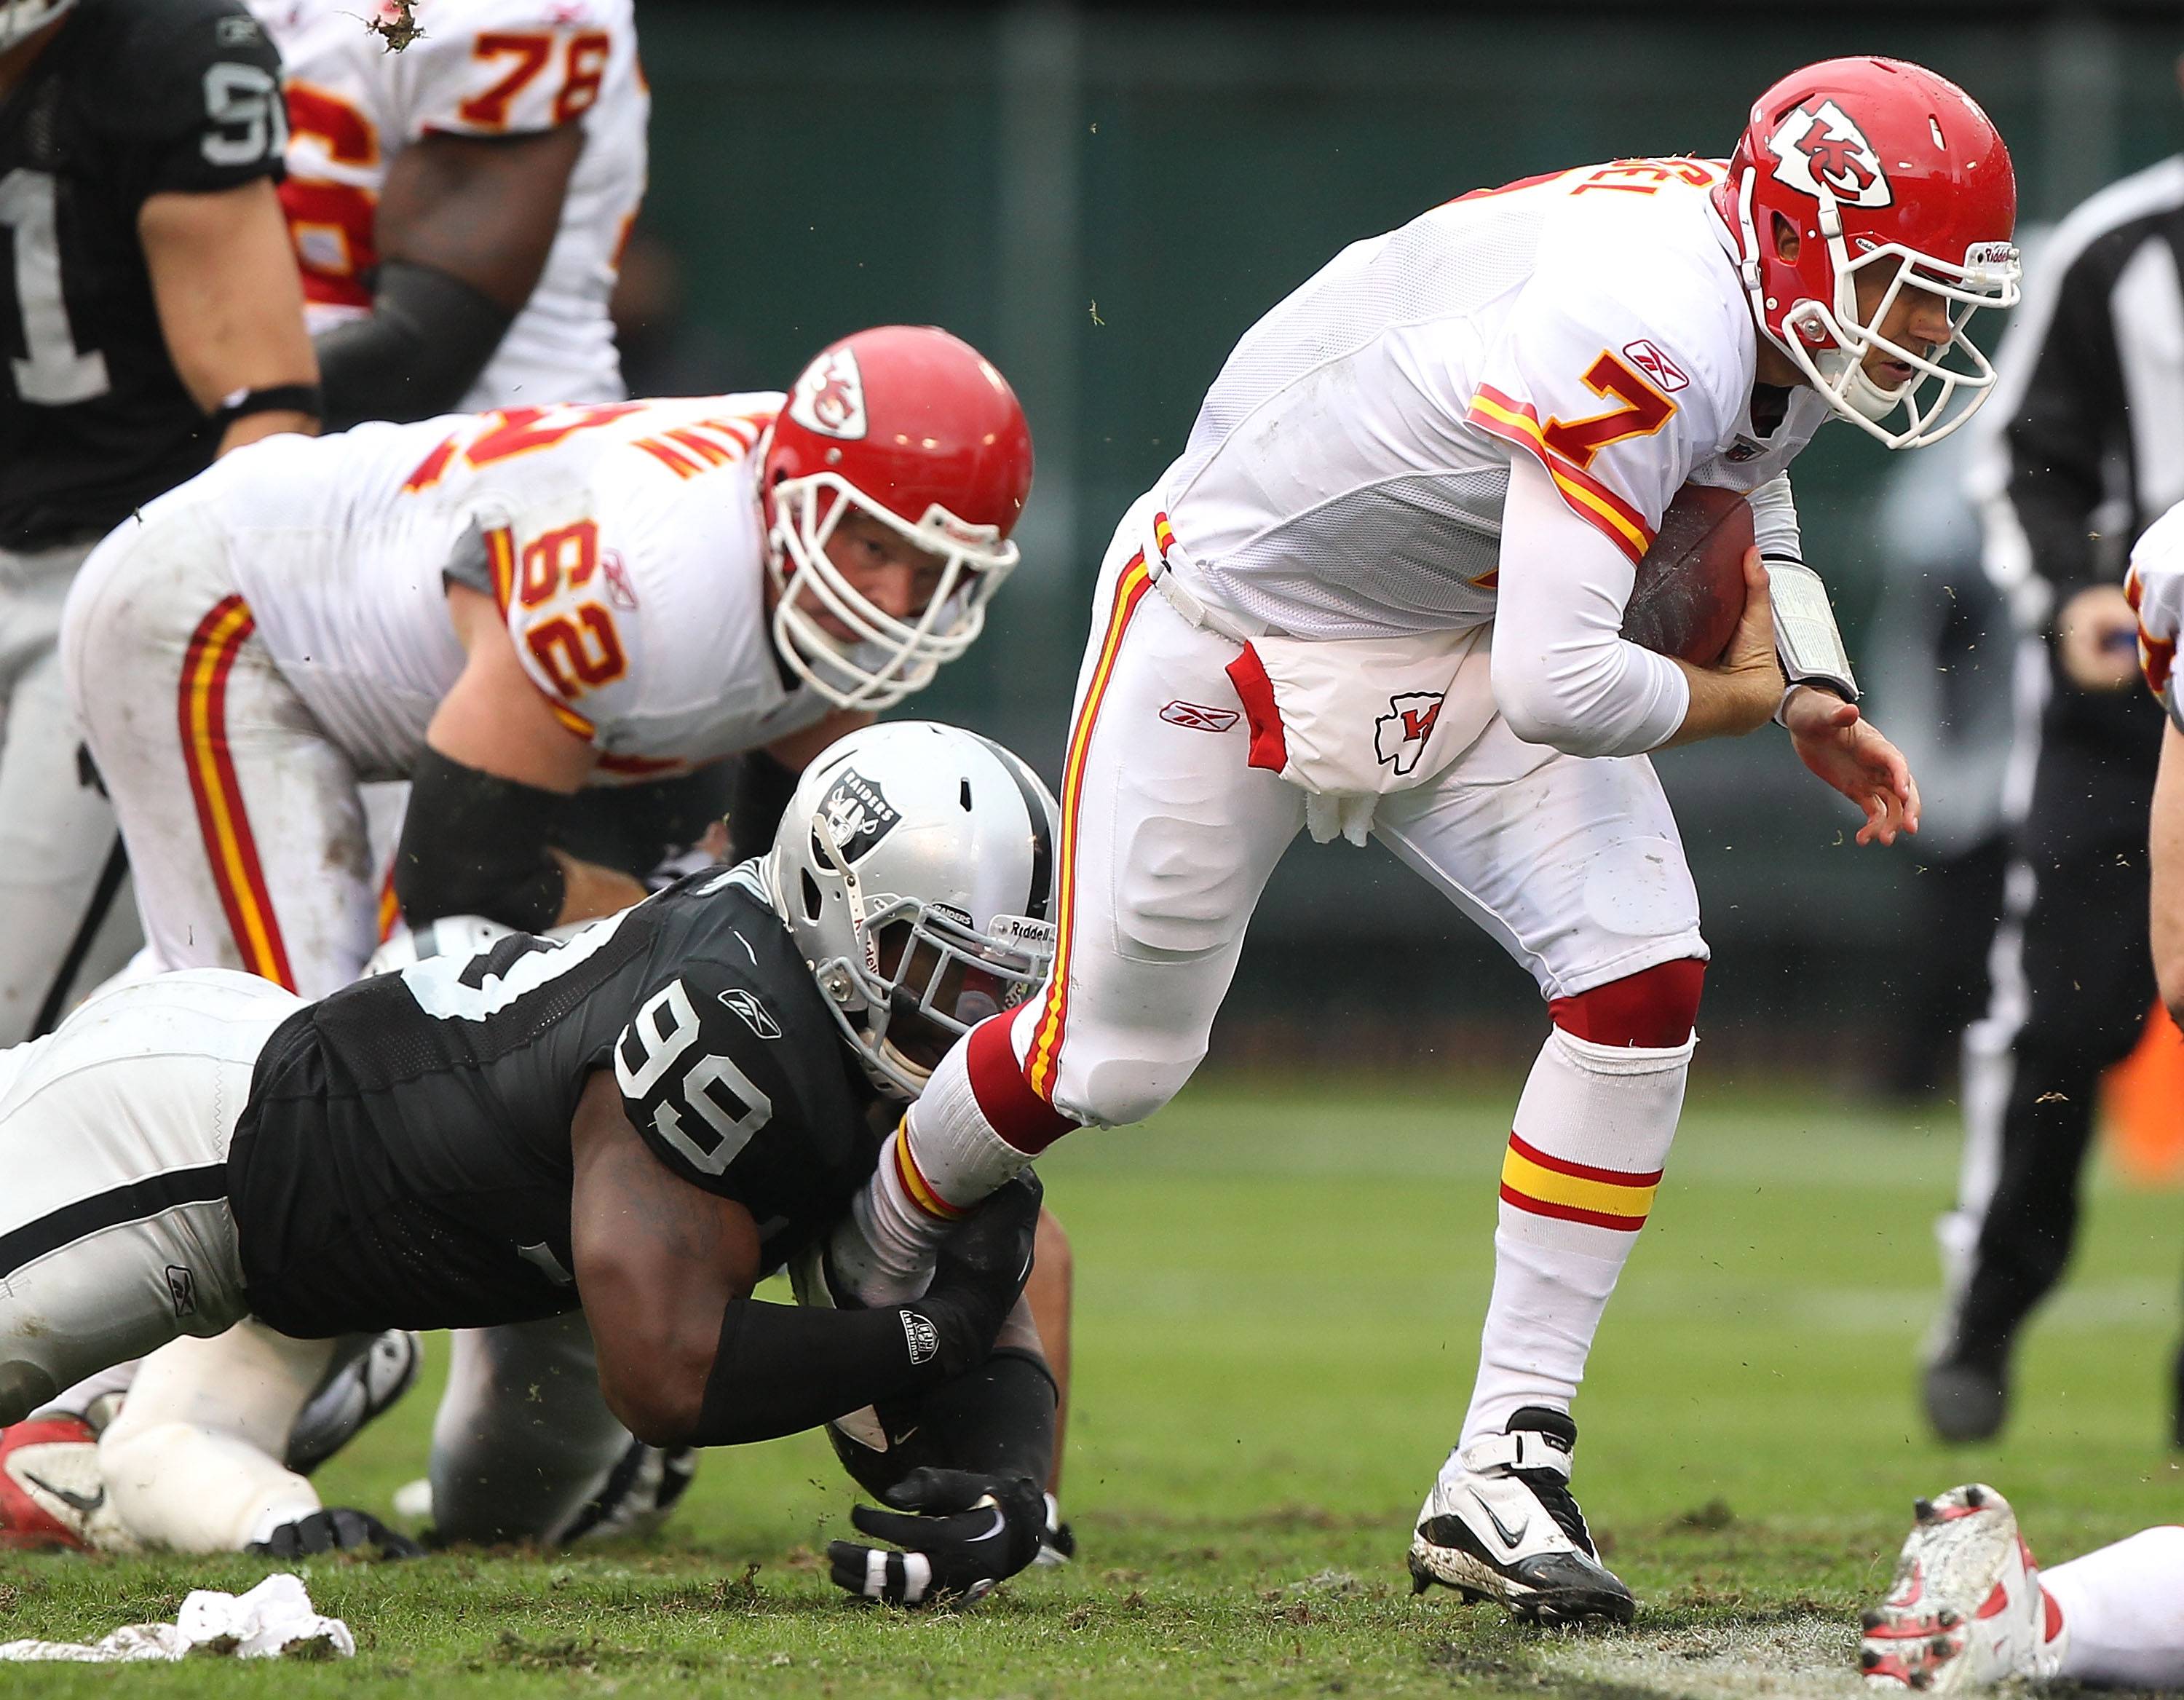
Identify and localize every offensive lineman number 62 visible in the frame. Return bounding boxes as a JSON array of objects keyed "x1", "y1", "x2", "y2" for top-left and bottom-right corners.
[{"x1": 614, "y1": 980, "x2": 775, "y2": 1177}]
